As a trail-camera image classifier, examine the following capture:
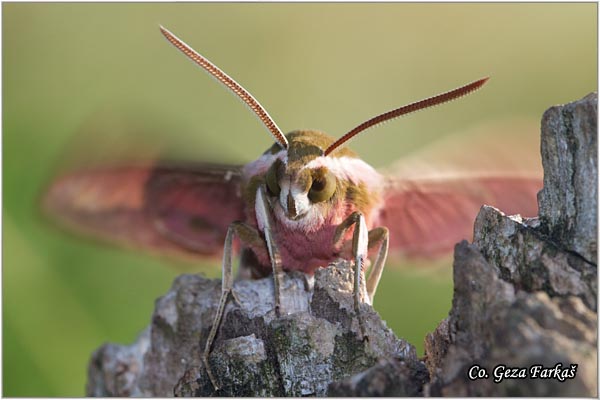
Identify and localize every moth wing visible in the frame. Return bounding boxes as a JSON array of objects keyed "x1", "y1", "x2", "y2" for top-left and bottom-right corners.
[
  {"x1": 379, "y1": 174, "x2": 541, "y2": 258},
  {"x1": 42, "y1": 162, "x2": 245, "y2": 261},
  {"x1": 377, "y1": 118, "x2": 543, "y2": 258}
]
